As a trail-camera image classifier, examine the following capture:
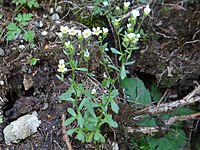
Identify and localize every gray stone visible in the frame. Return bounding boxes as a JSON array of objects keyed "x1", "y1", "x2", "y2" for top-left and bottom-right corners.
[
  {"x1": 3, "y1": 111, "x2": 41, "y2": 145},
  {"x1": 51, "y1": 13, "x2": 60, "y2": 21},
  {"x1": 0, "y1": 48, "x2": 5, "y2": 56}
]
